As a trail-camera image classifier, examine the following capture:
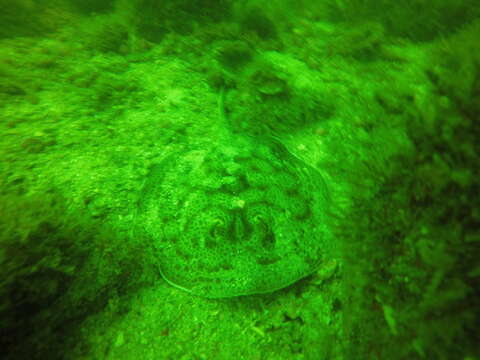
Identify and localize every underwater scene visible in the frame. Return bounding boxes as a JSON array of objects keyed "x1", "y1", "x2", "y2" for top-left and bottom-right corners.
[{"x1": 0, "y1": 1, "x2": 479, "y2": 359}]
